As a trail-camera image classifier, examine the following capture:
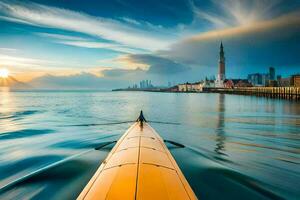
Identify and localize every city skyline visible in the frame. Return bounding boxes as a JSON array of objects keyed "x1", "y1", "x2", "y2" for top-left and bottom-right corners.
[{"x1": 0, "y1": 0, "x2": 300, "y2": 89}]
